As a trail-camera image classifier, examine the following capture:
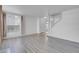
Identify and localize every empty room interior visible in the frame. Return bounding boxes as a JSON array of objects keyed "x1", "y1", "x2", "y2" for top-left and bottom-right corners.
[{"x1": 0, "y1": 5, "x2": 79, "y2": 53}]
